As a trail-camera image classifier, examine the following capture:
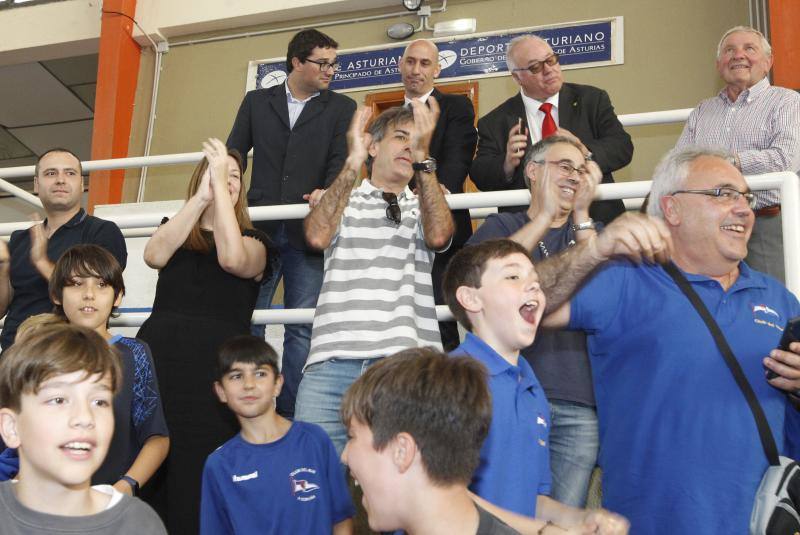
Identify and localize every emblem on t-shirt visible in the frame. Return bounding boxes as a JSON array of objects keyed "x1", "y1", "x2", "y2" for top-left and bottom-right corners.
[
  {"x1": 752, "y1": 303, "x2": 783, "y2": 331},
  {"x1": 290, "y1": 467, "x2": 321, "y2": 502}
]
